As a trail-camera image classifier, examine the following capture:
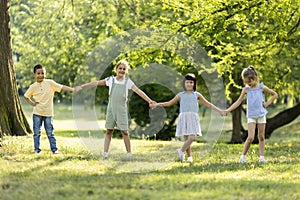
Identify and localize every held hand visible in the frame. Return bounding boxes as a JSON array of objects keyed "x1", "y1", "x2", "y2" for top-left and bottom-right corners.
[
  {"x1": 149, "y1": 101, "x2": 157, "y2": 109},
  {"x1": 33, "y1": 102, "x2": 39, "y2": 106},
  {"x1": 74, "y1": 86, "x2": 83, "y2": 93},
  {"x1": 220, "y1": 110, "x2": 228, "y2": 117}
]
